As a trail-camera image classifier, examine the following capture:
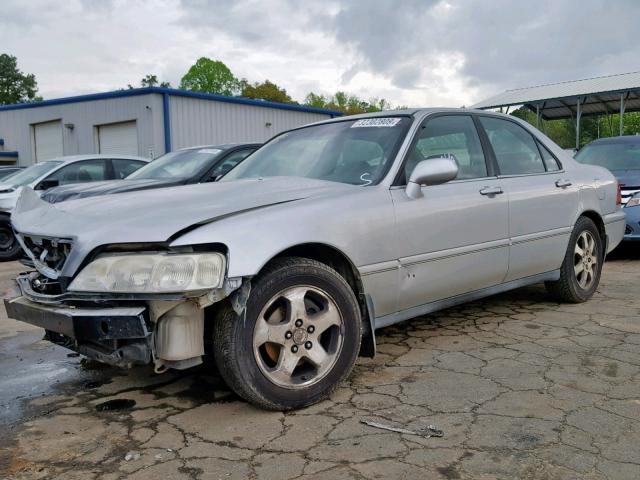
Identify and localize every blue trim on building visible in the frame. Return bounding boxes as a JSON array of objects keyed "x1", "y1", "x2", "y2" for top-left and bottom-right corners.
[
  {"x1": 162, "y1": 93, "x2": 172, "y2": 153},
  {"x1": 0, "y1": 87, "x2": 343, "y2": 117},
  {"x1": 0, "y1": 151, "x2": 18, "y2": 158}
]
